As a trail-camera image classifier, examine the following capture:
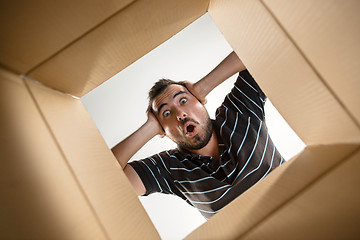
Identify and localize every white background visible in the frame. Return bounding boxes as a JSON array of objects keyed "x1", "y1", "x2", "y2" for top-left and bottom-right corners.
[{"x1": 81, "y1": 13, "x2": 305, "y2": 240}]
